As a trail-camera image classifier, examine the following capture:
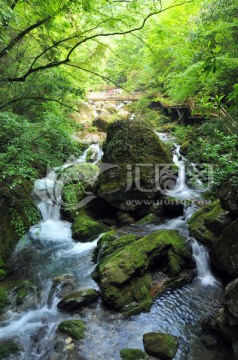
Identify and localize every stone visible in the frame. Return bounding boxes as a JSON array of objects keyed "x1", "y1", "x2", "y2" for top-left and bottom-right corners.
[
  {"x1": 136, "y1": 213, "x2": 158, "y2": 225},
  {"x1": 58, "y1": 320, "x2": 86, "y2": 340},
  {"x1": 120, "y1": 348, "x2": 148, "y2": 360},
  {"x1": 72, "y1": 209, "x2": 107, "y2": 242},
  {"x1": 57, "y1": 289, "x2": 99, "y2": 311},
  {"x1": 161, "y1": 196, "x2": 184, "y2": 217},
  {"x1": 143, "y1": 332, "x2": 179, "y2": 359},
  {"x1": 219, "y1": 181, "x2": 238, "y2": 215},
  {"x1": 96, "y1": 120, "x2": 173, "y2": 211},
  {"x1": 188, "y1": 200, "x2": 231, "y2": 247},
  {"x1": 212, "y1": 218, "x2": 238, "y2": 277},
  {"x1": 224, "y1": 278, "x2": 238, "y2": 319},
  {"x1": 96, "y1": 230, "x2": 191, "y2": 315},
  {"x1": 0, "y1": 341, "x2": 22, "y2": 358}
]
